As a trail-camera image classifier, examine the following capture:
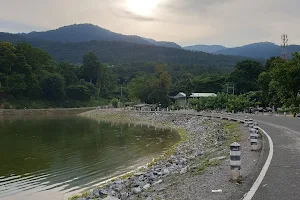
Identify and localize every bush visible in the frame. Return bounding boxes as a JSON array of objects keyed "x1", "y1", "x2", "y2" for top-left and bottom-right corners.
[{"x1": 111, "y1": 98, "x2": 119, "y2": 108}]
